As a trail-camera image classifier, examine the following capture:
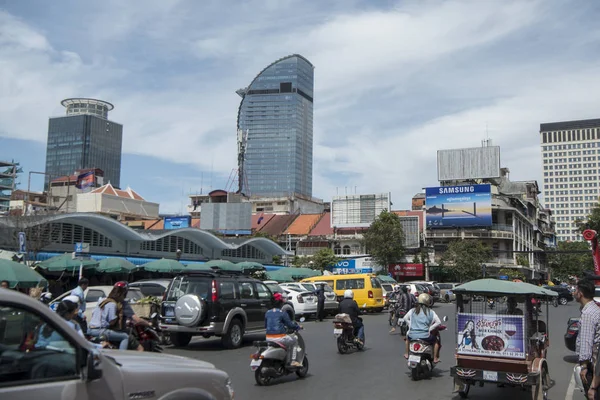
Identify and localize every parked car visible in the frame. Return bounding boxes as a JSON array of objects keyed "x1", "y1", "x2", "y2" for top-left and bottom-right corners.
[
  {"x1": 0, "y1": 290, "x2": 236, "y2": 400},
  {"x1": 160, "y1": 271, "x2": 294, "y2": 349},
  {"x1": 281, "y1": 286, "x2": 318, "y2": 318},
  {"x1": 263, "y1": 280, "x2": 289, "y2": 301},
  {"x1": 438, "y1": 283, "x2": 459, "y2": 302},
  {"x1": 129, "y1": 279, "x2": 171, "y2": 298},
  {"x1": 407, "y1": 281, "x2": 440, "y2": 304},
  {"x1": 281, "y1": 282, "x2": 339, "y2": 316},
  {"x1": 51, "y1": 286, "x2": 144, "y2": 320},
  {"x1": 542, "y1": 285, "x2": 574, "y2": 305},
  {"x1": 565, "y1": 317, "x2": 579, "y2": 352}
]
